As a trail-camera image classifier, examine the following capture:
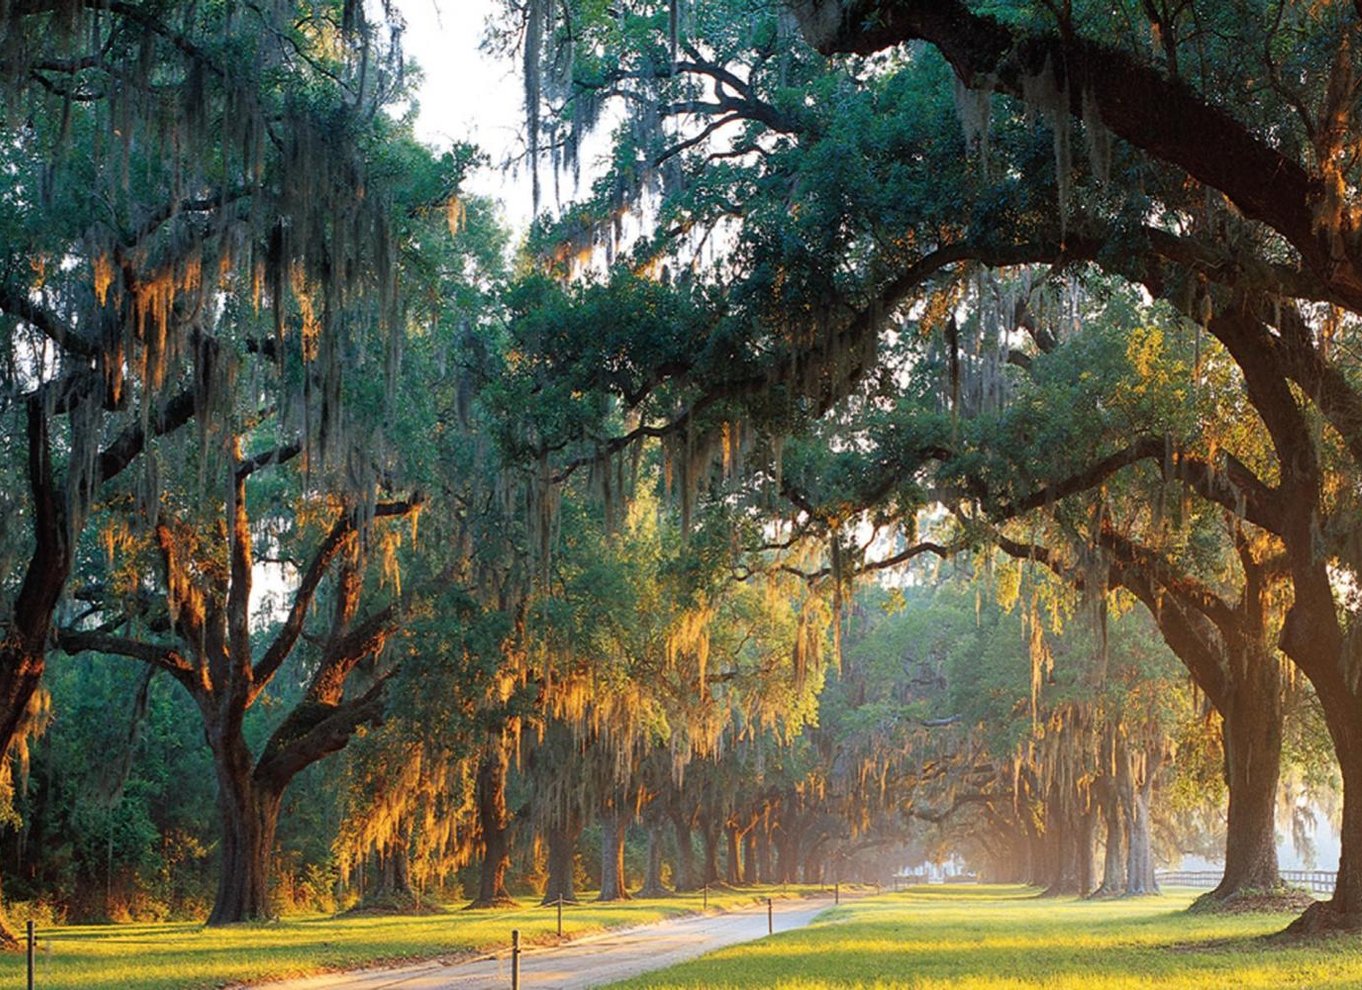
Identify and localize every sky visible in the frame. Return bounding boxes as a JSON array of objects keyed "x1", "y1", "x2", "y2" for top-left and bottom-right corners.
[{"x1": 396, "y1": 0, "x2": 535, "y2": 228}]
